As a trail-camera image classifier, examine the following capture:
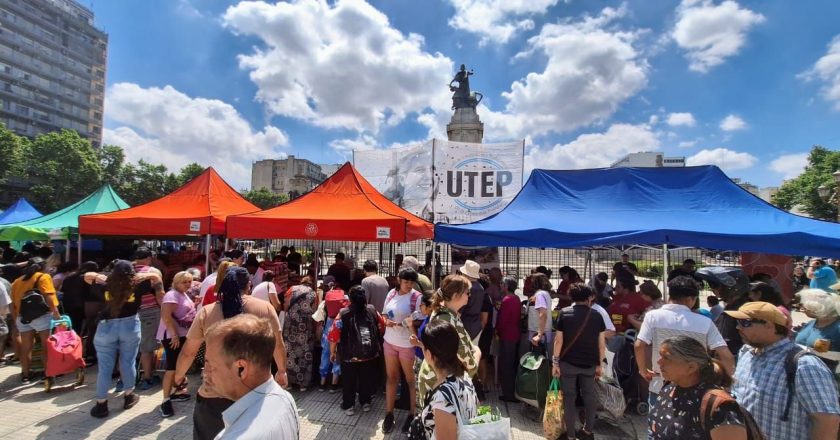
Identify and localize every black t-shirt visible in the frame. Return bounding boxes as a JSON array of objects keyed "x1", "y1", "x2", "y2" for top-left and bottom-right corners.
[
  {"x1": 94, "y1": 284, "x2": 142, "y2": 319},
  {"x1": 650, "y1": 382, "x2": 743, "y2": 440},
  {"x1": 668, "y1": 267, "x2": 696, "y2": 281},
  {"x1": 613, "y1": 261, "x2": 638, "y2": 278},
  {"x1": 553, "y1": 304, "x2": 605, "y2": 368},
  {"x1": 60, "y1": 273, "x2": 89, "y2": 309},
  {"x1": 327, "y1": 263, "x2": 352, "y2": 291}
]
